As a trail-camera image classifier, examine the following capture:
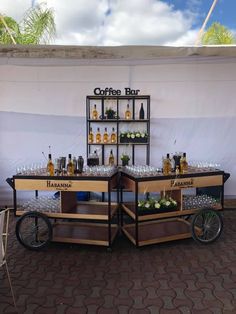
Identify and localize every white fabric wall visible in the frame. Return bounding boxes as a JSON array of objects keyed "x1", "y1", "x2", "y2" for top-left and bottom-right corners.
[{"x1": 0, "y1": 58, "x2": 236, "y2": 204}]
